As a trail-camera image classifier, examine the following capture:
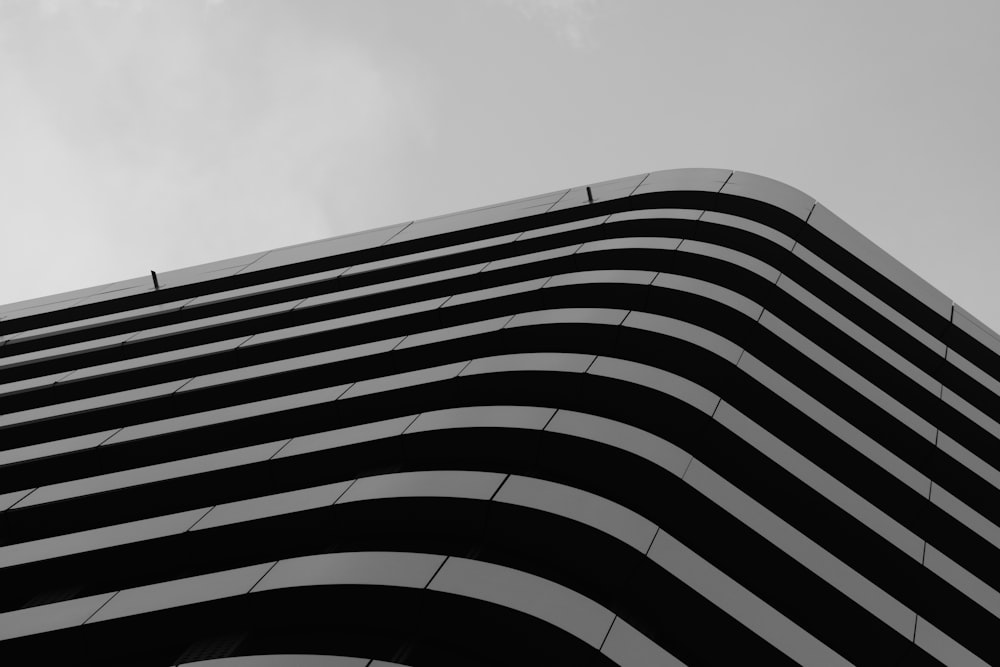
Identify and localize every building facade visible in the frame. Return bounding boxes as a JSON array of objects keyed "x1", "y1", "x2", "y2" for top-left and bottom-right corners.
[{"x1": 0, "y1": 169, "x2": 998, "y2": 665}]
